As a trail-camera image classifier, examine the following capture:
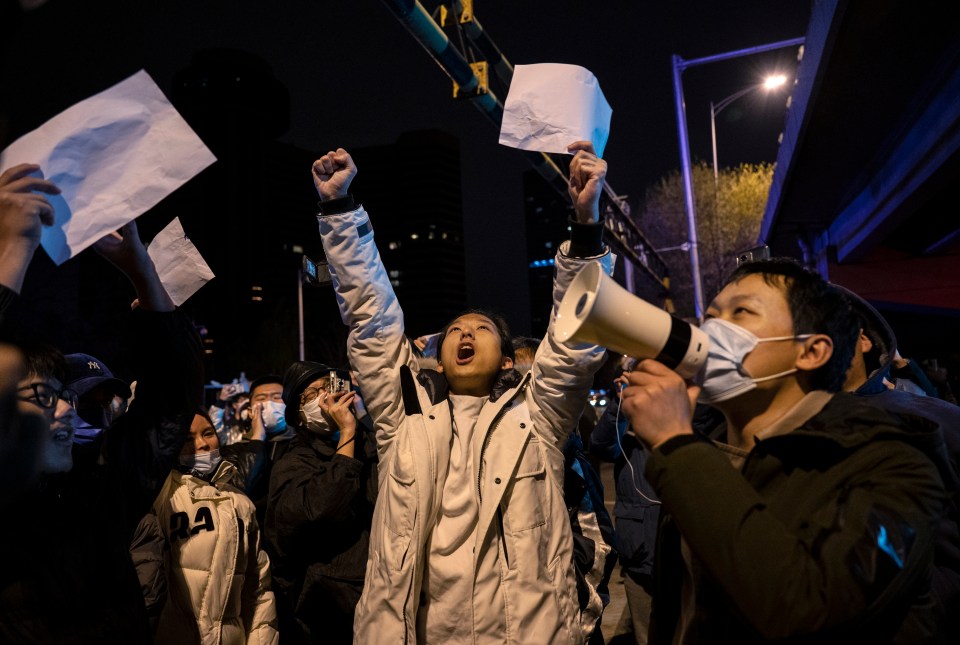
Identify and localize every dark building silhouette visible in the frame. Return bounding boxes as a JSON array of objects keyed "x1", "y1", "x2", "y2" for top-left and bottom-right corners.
[
  {"x1": 523, "y1": 169, "x2": 570, "y2": 338},
  {"x1": 348, "y1": 130, "x2": 468, "y2": 339}
]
